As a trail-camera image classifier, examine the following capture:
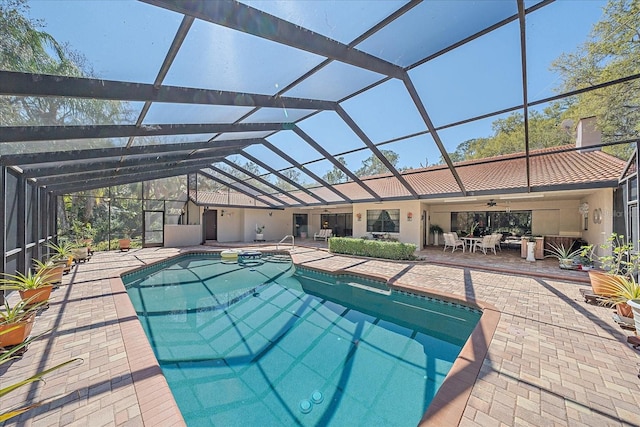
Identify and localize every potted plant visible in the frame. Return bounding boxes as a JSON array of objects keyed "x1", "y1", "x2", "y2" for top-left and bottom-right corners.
[
  {"x1": 255, "y1": 224, "x2": 265, "y2": 241},
  {"x1": 588, "y1": 233, "x2": 639, "y2": 296},
  {"x1": 468, "y1": 221, "x2": 479, "y2": 237},
  {"x1": 0, "y1": 297, "x2": 44, "y2": 348},
  {"x1": 66, "y1": 222, "x2": 94, "y2": 262},
  {"x1": 597, "y1": 233, "x2": 639, "y2": 275},
  {"x1": 45, "y1": 241, "x2": 74, "y2": 273},
  {"x1": 429, "y1": 224, "x2": 443, "y2": 246},
  {"x1": 0, "y1": 268, "x2": 55, "y2": 305},
  {"x1": 578, "y1": 254, "x2": 594, "y2": 271},
  {"x1": 597, "y1": 274, "x2": 640, "y2": 319},
  {"x1": 545, "y1": 243, "x2": 582, "y2": 269},
  {"x1": 119, "y1": 235, "x2": 131, "y2": 252},
  {"x1": 576, "y1": 244, "x2": 595, "y2": 271},
  {"x1": 71, "y1": 241, "x2": 90, "y2": 263},
  {"x1": 32, "y1": 259, "x2": 64, "y2": 288}
]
